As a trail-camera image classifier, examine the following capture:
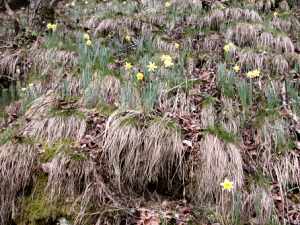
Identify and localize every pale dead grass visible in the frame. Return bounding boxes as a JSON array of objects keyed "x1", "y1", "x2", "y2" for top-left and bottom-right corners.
[
  {"x1": 22, "y1": 93, "x2": 86, "y2": 144},
  {"x1": 0, "y1": 143, "x2": 37, "y2": 225},
  {"x1": 23, "y1": 116, "x2": 86, "y2": 144},
  {"x1": 103, "y1": 111, "x2": 184, "y2": 191},
  {"x1": 30, "y1": 48, "x2": 77, "y2": 75},
  {"x1": 0, "y1": 50, "x2": 23, "y2": 79},
  {"x1": 191, "y1": 105, "x2": 243, "y2": 202},
  {"x1": 45, "y1": 152, "x2": 95, "y2": 201}
]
